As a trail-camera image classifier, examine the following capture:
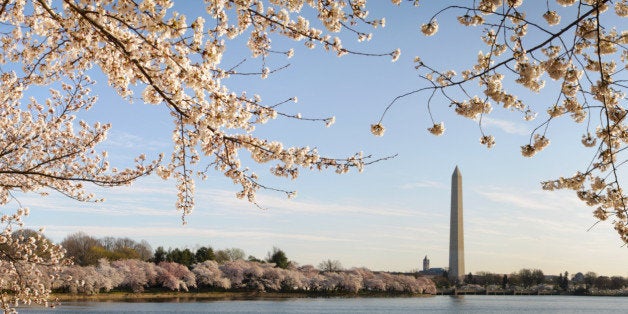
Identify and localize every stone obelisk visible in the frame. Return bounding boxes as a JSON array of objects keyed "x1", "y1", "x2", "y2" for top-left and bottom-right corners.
[{"x1": 448, "y1": 166, "x2": 465, "y2": 282}]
